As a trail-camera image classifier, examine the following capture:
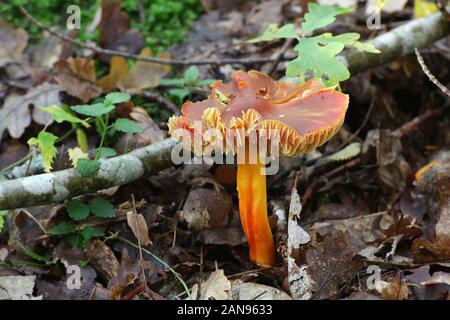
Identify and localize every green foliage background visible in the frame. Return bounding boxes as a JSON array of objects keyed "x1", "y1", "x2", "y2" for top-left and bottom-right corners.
[{"x1": 0, "y1": 0, "x2": 203, "y2": 52}]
